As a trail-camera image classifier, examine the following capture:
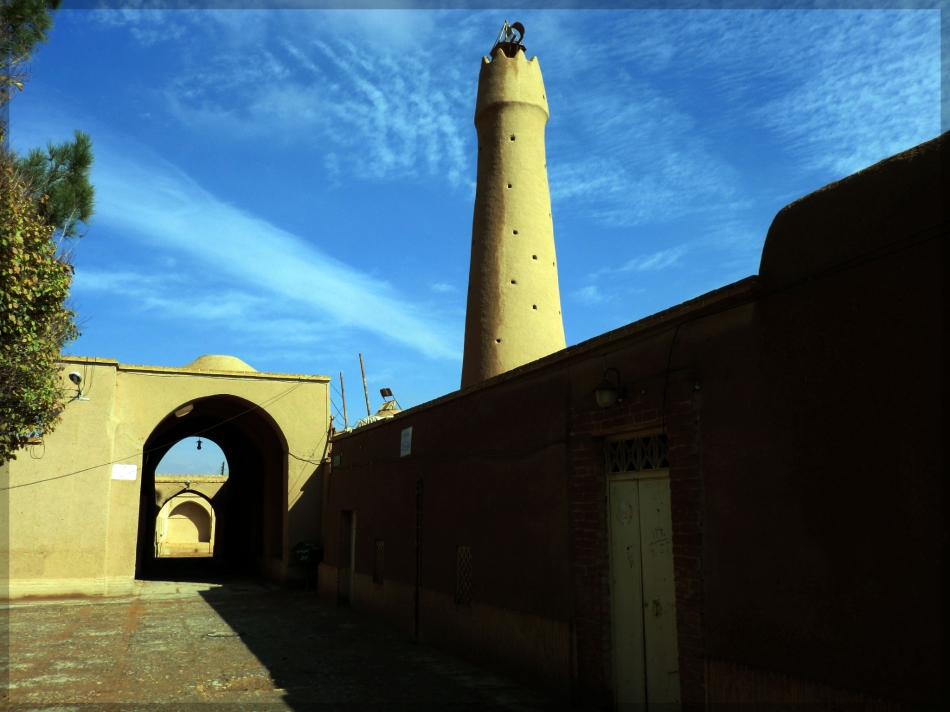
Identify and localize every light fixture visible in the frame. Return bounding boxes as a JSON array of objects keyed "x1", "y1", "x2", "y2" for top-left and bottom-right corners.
[
  {"x1": 175, "y1": 404, "x2": 194, "y2": 418},
  {"x1": 196, "y1": 439, "x2": 202, "y2": 451},
  {"x1": 594, "y1": 368, "x2": 627, "y2": 408}
]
